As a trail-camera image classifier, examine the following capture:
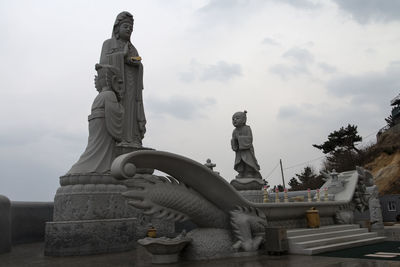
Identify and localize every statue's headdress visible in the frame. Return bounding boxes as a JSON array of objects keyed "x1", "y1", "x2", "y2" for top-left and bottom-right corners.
[
  {"x1": 112, "y1": 11, "x2": 134, "y2": 38},
  {"x1": 233, "y1": 110, "x2": 247, "y2": 117},
  {"x1": 232, "y1": 110, "x2": 247, "y2": 123},
  {"x1": 95, "y1": 64, "x2": 123, "y2": 98}
]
